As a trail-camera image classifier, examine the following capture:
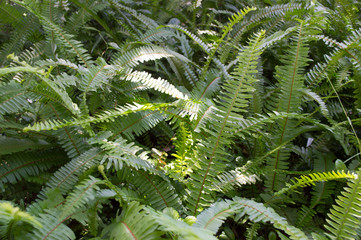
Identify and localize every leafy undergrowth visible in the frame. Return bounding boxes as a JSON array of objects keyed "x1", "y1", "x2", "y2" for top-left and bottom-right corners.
[{"x1": 1, "y1": 0, "x2": 361, "y2": 239}]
